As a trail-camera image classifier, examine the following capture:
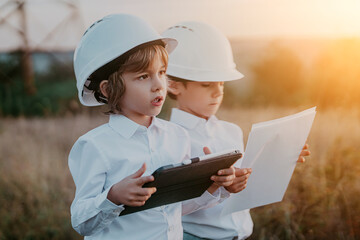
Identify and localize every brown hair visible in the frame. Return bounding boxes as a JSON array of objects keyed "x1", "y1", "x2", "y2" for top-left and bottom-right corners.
[
  {"x1": 103, "y1": 44, "x2": 168, "y2": 114},
  {"x1": 167, "y1": 75, "x2": 189, "y2": 100}
]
